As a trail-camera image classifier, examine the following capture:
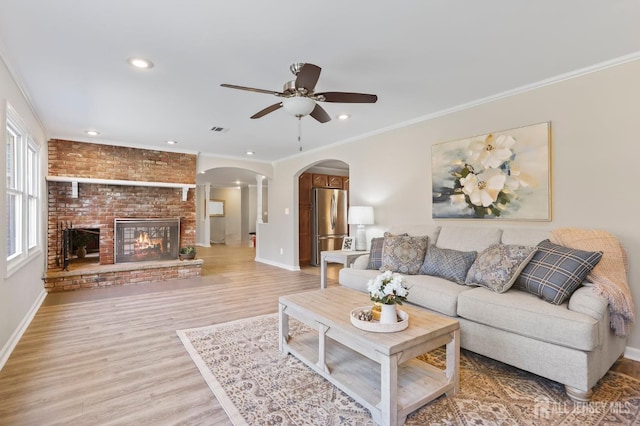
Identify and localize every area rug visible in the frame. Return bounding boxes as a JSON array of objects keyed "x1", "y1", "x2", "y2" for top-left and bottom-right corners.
[{"x1": 177, "y1": 314, "x2": 640, "y2": 425}]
